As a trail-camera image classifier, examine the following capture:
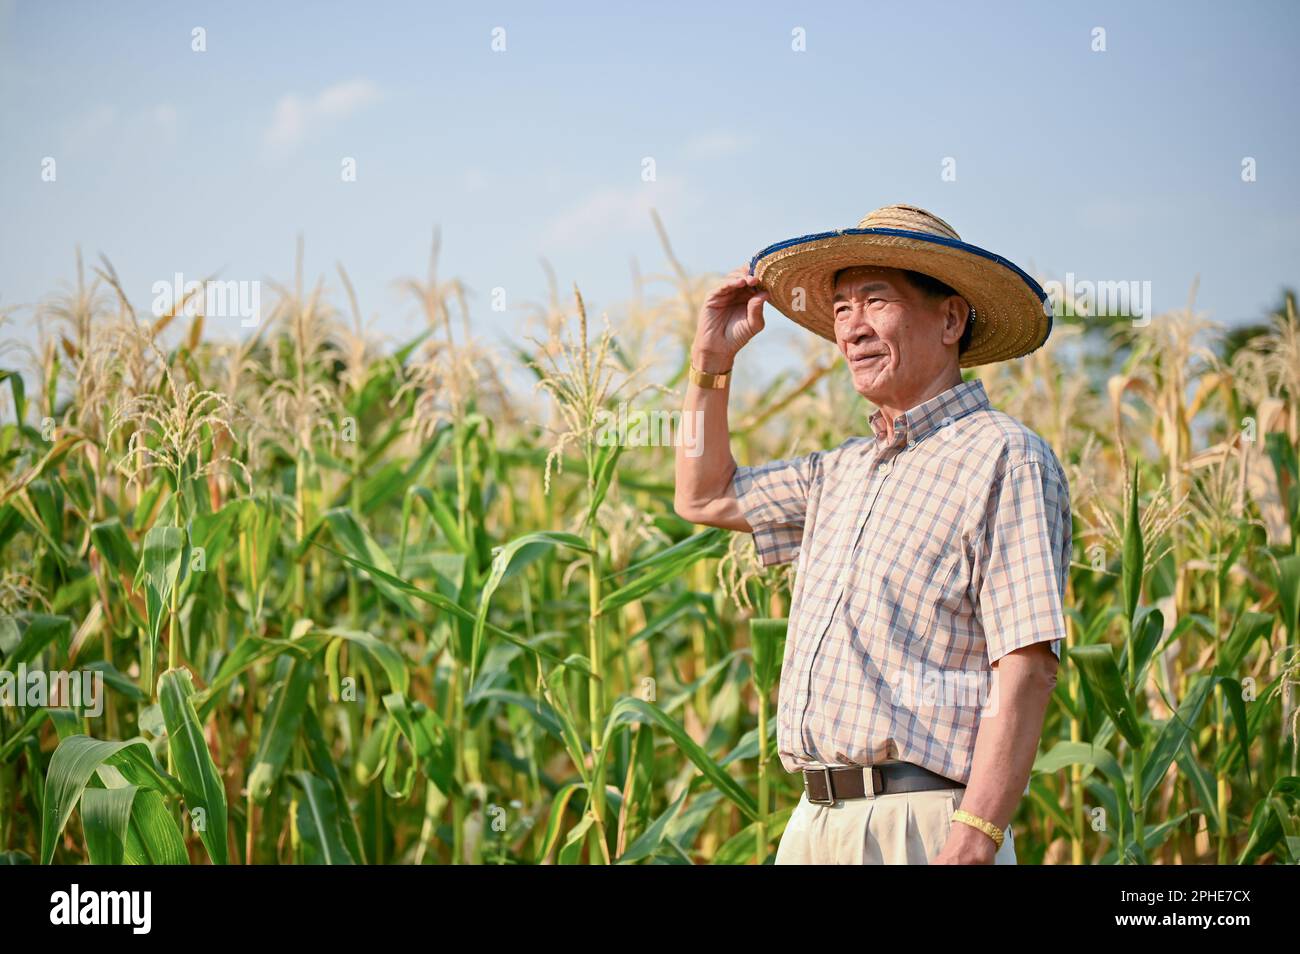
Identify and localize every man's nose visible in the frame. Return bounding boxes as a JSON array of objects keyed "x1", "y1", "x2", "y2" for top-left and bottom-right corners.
[{"x1": 839, "y1": 306, "x2": 876, "y2": 339}]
